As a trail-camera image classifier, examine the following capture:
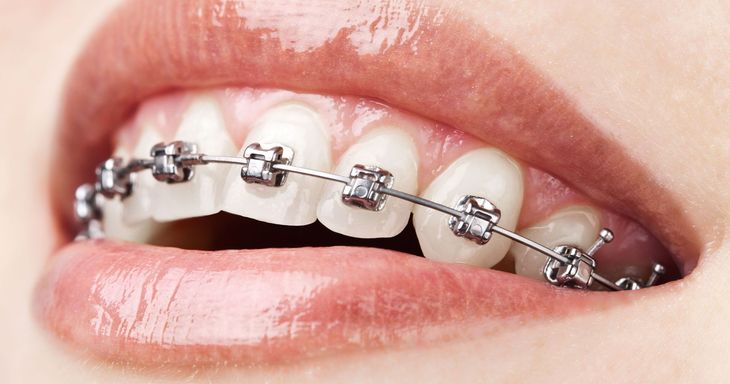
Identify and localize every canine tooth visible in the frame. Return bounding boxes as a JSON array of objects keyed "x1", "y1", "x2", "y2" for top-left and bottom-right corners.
[
  {"x1": 152, "y1": 95, "x2": 237, "y2": 221},
  {"x1": 221, "y1": 103, "x2": 331, "y2": 225},
  {"x1": 512, "y1": 205, "x2": 601, "y2": 281},
  {"x1": 122, "y1": 126, "x2": 163, "y2": 224},
  {"x1": 317, "y1": 127, "x2": 418, "y2": 238},
  {"x1": 104, "y1": 147, "x2": 163, "y2": 242},
  {"x1": 414, "y1": 148, "x2": 523, "y2": 268}
]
